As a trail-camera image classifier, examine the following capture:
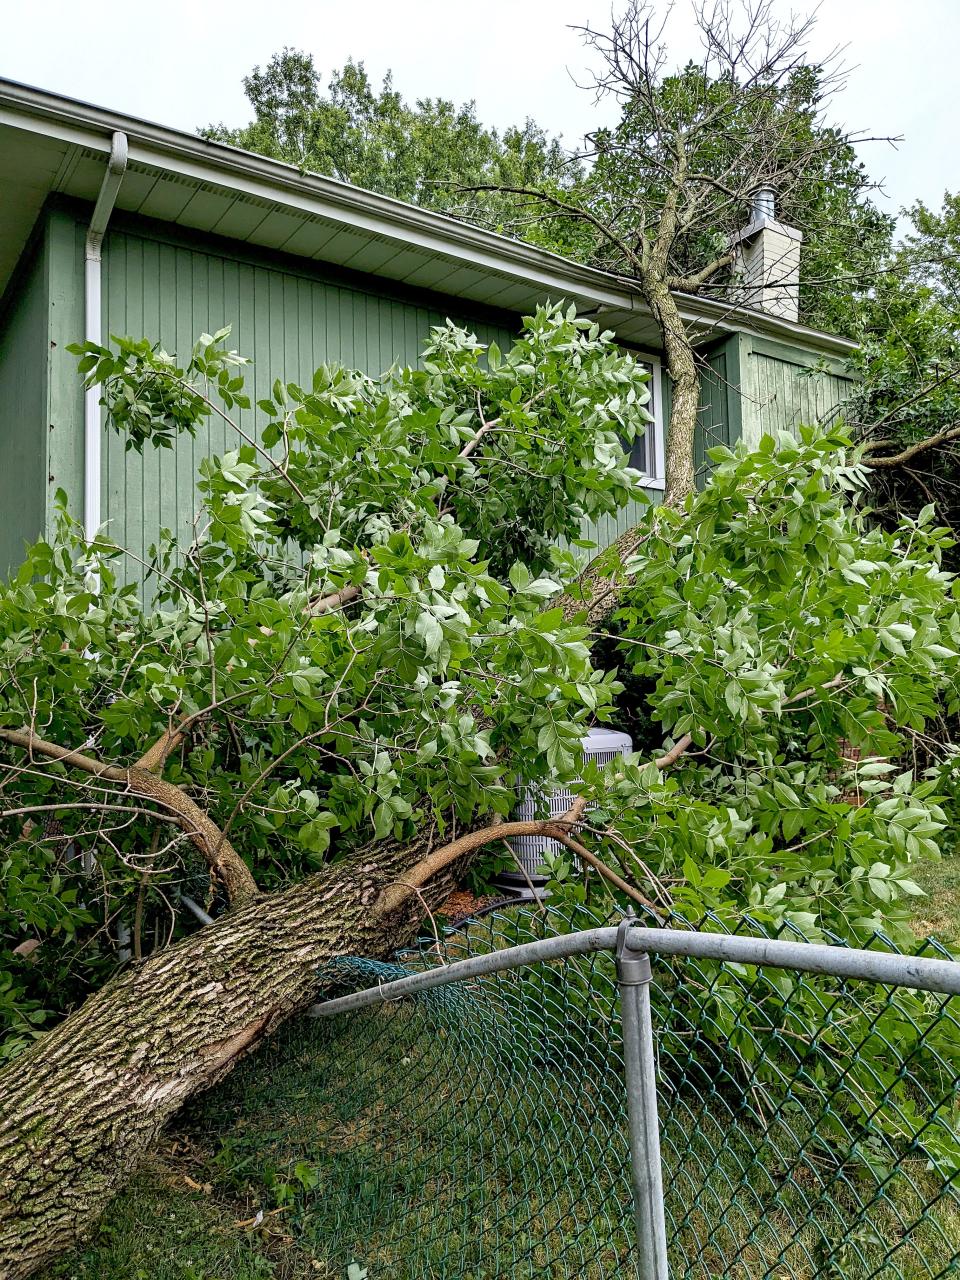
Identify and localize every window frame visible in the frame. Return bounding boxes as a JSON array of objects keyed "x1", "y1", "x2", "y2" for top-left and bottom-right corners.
[{"x1": 630, "y1": 353, "x2": 666, "y2": 491}]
